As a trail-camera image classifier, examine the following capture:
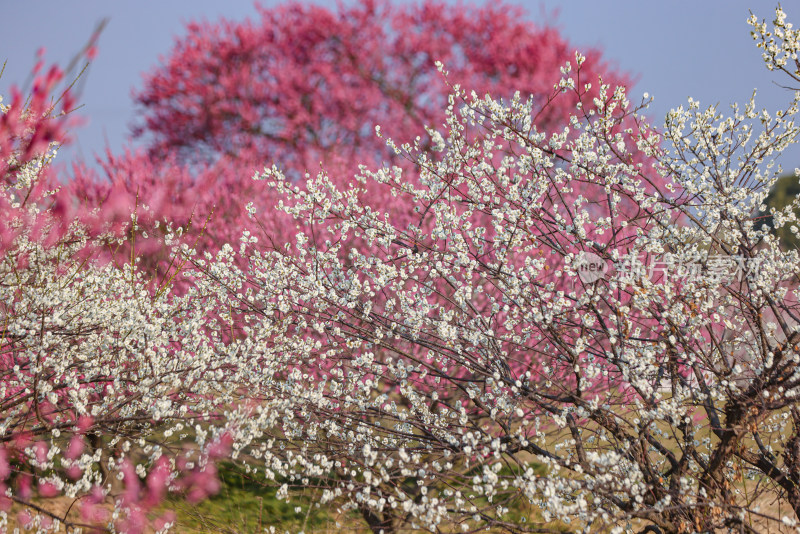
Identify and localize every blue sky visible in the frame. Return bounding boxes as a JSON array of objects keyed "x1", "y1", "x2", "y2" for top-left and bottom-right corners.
[{"x1": 2, "y1": 1, "x2": 798, "y2": 171}]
